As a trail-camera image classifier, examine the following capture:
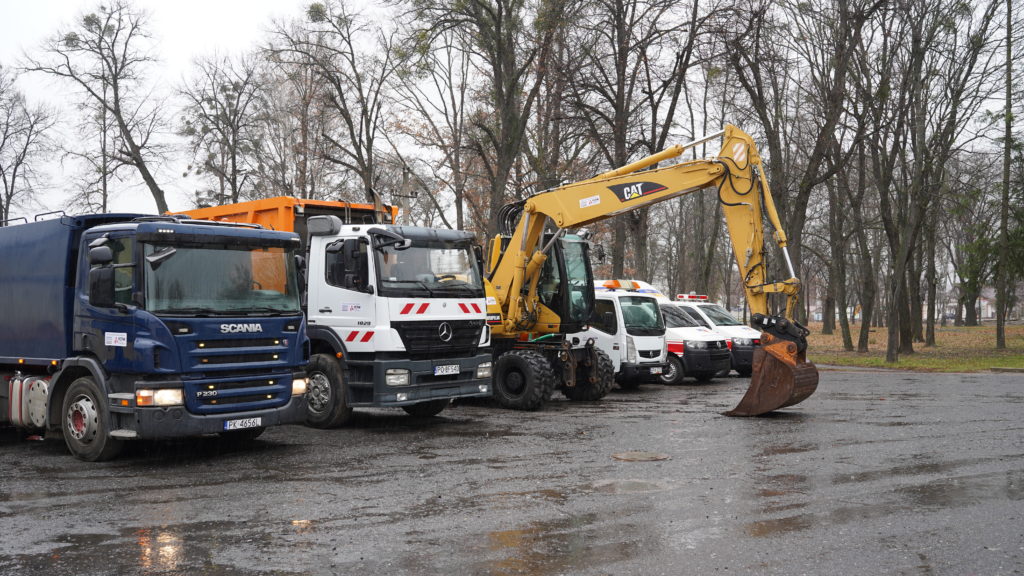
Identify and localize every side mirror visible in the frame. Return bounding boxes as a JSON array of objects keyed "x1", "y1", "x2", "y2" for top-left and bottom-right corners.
[
  {"x1": 89, "y1": 245, "x2": 113, "y2": 266},
  {"x1": 88, "y1": 267, "x2": 116, "y2": 308}
]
